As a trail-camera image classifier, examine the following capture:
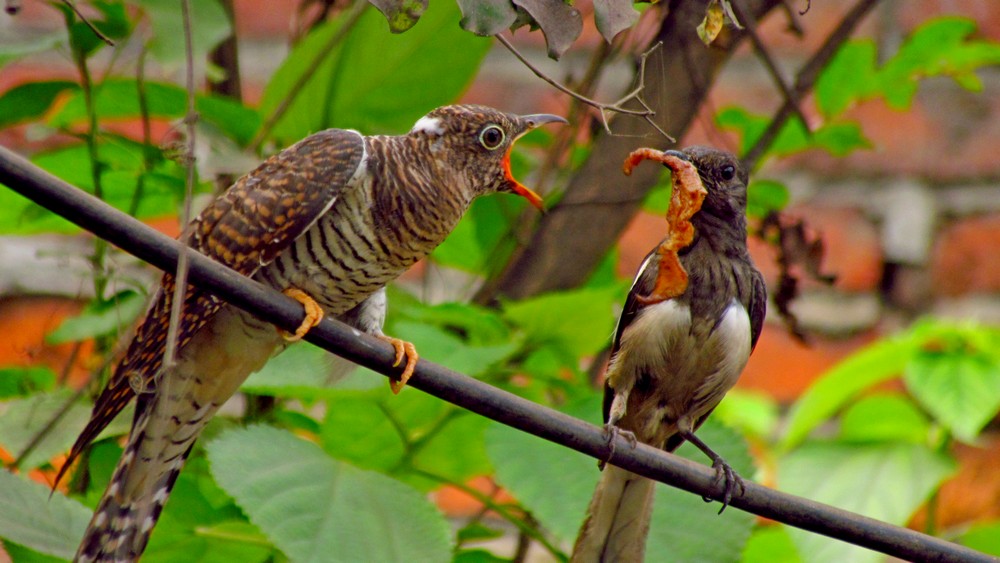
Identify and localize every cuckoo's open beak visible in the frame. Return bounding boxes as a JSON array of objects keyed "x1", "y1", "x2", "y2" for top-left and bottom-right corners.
[{"x1": 505, "y1": 113, "x2": 567, "y2": 211}]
